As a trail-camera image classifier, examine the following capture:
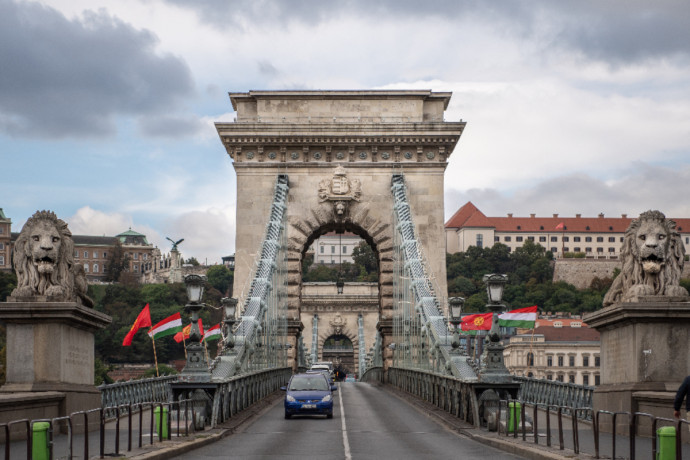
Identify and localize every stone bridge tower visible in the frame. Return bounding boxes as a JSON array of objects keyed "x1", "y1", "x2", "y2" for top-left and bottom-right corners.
[{"x1": 216, "y1": 90, "x2": 465, "y2": 366}]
